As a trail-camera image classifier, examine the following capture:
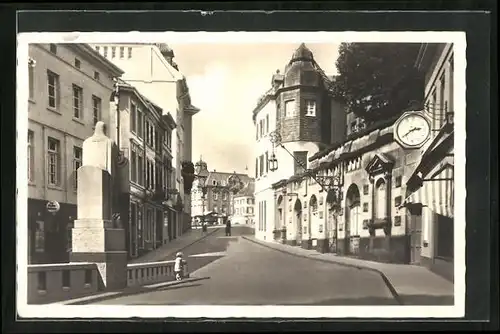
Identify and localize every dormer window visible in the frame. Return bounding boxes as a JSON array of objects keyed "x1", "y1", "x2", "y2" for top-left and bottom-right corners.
[
  {"x1": 212, "y1": 180, "x2": 217, "y2": 186},
  {"x1": 305, "y1": 100, "x2": 316, "y2": 117}
]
